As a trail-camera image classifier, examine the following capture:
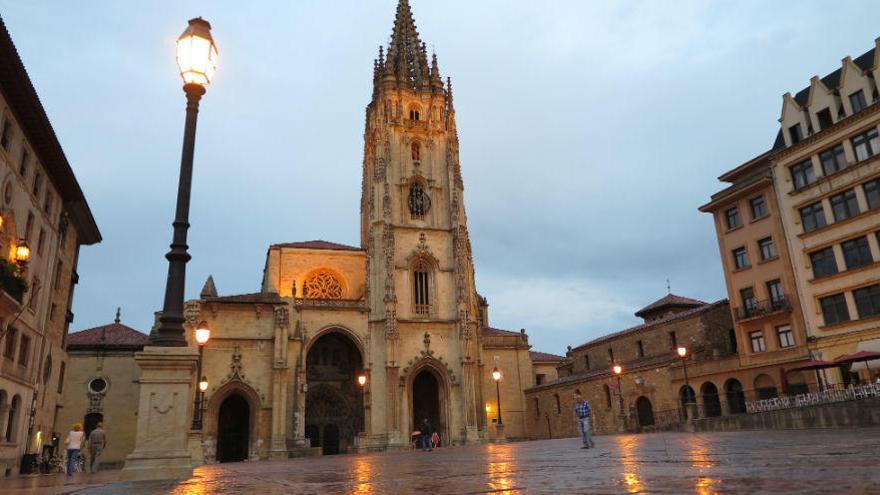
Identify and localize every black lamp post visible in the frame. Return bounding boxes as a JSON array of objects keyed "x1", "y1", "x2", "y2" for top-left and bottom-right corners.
[
  {"x1": 492, "y1": 367, "x2": 503, "y2": 425},
  {"x1": 613, "y1": 364, "x2": 625, "y2": 430},
  {"x1": 191, "y1": 321, "x2": 210, "y2": 429},
  {"x1": 678, "y1": 346, "x2": 694, "y2": 418},
  {"x1": 153, "y1": 17, "x2": 219, "y2": 346}
]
